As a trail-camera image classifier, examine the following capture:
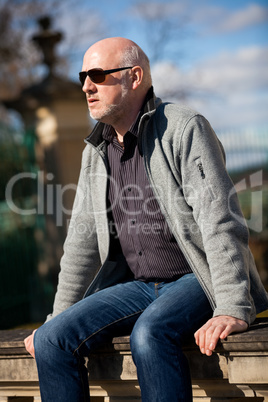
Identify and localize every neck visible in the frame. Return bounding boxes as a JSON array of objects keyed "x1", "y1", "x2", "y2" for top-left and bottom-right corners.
[
  {"x1": 113, "y1": 110, "x2": 138, "y2": 139},
  {"x1": 113, "y1": 92, "x2": 146, "y2": 139},
  {"x1": 116, "y1": 135, "x2": 125, "y2": 148}
]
